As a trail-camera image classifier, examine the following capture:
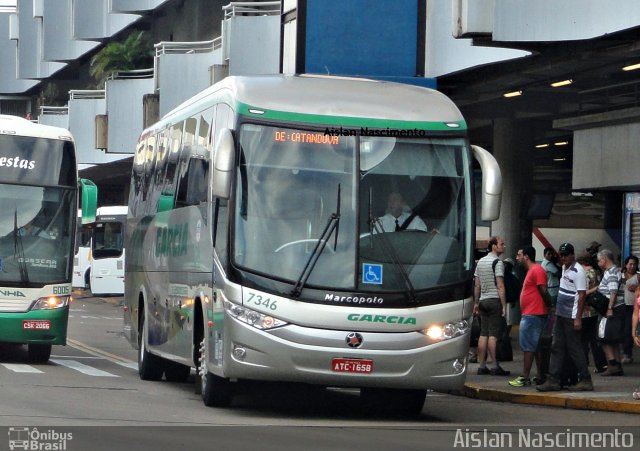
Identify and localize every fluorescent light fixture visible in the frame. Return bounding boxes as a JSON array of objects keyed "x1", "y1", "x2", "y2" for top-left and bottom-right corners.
[
  {"x1": 553, "y1": 158, "x2": 567, "y2": 162},
  {"x1": 623, "y1": 63, "x2": 640, "y2": 71},
  {"x1": 554, "y1": 141, "x2": 569, "y2": 146},
  {"x1": 550, "y1": 79, "x2": 573, "y2": 88},
  {"x1": 535, "y1": 143, "x2": 549, "y2": 149},
  {"x1": 503, "y1": 90, "x2": 522, "y2": 98}
]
